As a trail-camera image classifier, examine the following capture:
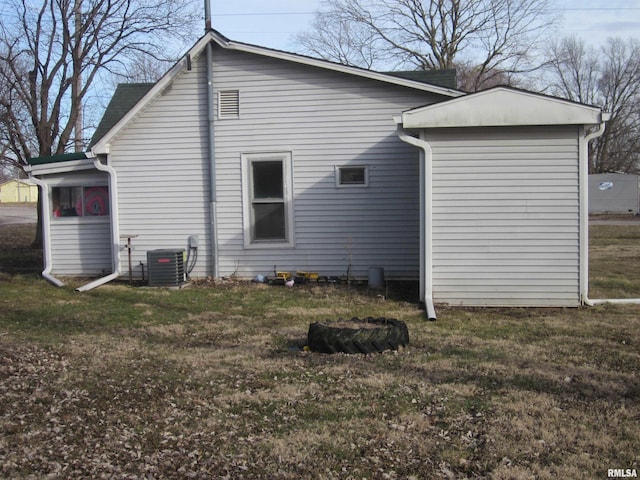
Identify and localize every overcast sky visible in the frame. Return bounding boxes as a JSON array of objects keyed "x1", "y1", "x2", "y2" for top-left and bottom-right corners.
[{"x1": 206, "y1": 0, "x2": 640, "y2": 52}]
